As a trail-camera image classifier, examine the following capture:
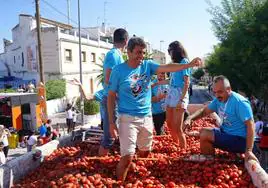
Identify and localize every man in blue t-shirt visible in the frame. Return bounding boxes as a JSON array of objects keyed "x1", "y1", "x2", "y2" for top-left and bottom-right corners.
[
  {"x1": 99, "y1": 28, "x2": 129, "y2": 156},
  {"x1": 151, "y1": 72, "x2": 169, "y2": 135},
  {"x1": 108, "y1": 37, "x2": 201, "y2": 182},
  {"x1": 70, "y1": 28, "x2": 128, "y2": 156},
  {"x1": 184, "y1": 75, "x2": 258, "y2": 162}
]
